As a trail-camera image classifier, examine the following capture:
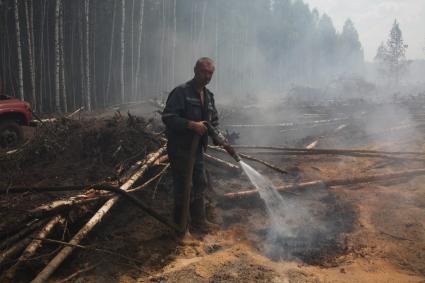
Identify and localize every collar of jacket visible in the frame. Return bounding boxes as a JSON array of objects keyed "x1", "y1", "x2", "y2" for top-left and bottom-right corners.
[{"x1": 188, "y1": 79, "x2": 211, "y2": 111}]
